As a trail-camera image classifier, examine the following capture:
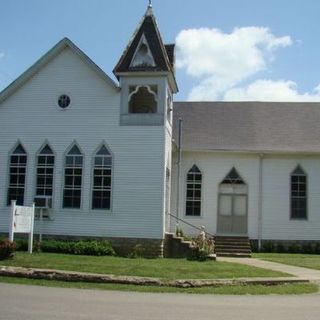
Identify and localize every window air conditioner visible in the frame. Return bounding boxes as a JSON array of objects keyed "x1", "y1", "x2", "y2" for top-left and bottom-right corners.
[{"x1": 34, "y1": 196, "x2": 52, "y2": 209}]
